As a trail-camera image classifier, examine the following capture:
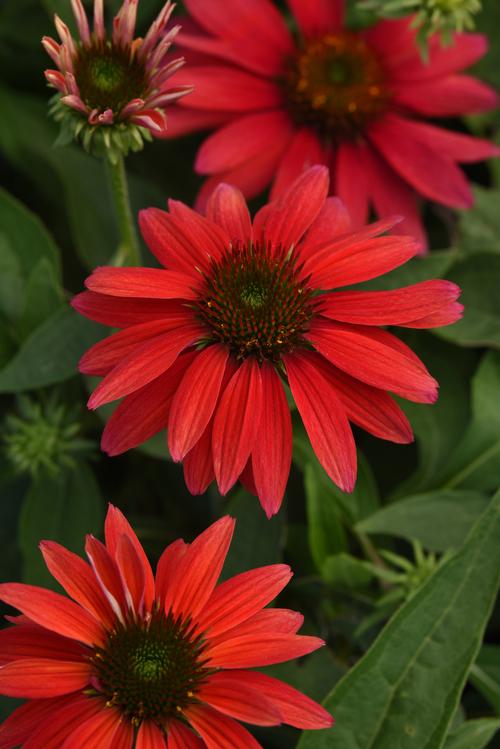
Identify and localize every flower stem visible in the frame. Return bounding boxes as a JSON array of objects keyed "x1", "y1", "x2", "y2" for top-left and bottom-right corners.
[{"x1": 105, "y1": 153, "x2": 141, "y2": 266}]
